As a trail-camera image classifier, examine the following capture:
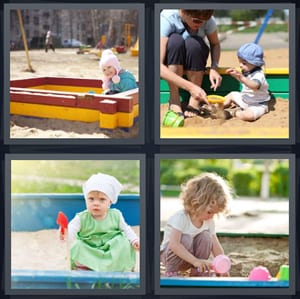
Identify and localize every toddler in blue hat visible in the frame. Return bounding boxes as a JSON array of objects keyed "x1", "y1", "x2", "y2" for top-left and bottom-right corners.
[{"x1": 223, "y1": 43, "x2": 270, "y2": 121}]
